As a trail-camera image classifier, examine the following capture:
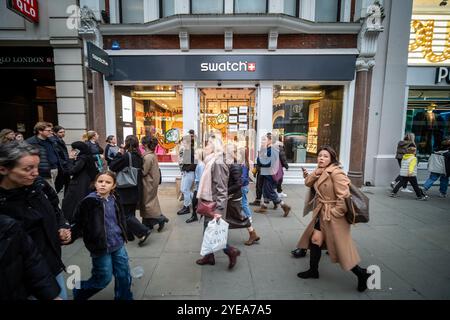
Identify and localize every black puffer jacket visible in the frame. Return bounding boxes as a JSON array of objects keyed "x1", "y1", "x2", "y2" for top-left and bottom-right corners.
[
  {"x1": 0, "y1": 215, "x2": 60, "y2": 300},
  {"x1": 0, "y1": 178, "x2": 66, "y2": 276},
  {"x1": 71, "y1": 193, "x2": 127, "y2": 256},
  {"x1": 25, "y1": 135, "x2": 61, "y2": 178}
]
